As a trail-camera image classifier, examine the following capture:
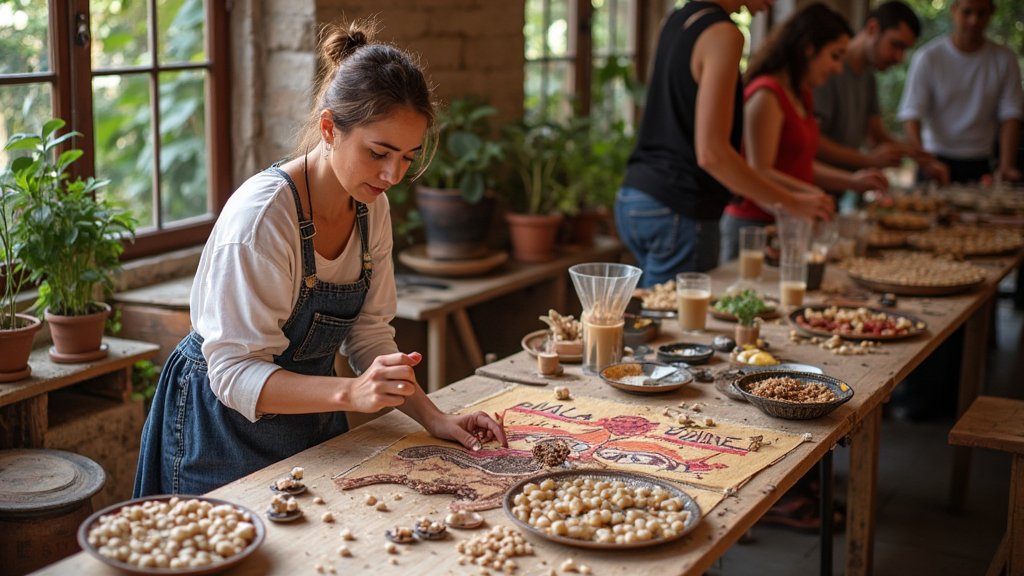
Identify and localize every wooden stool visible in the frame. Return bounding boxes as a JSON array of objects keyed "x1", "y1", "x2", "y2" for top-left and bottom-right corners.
[{"x1": 948, "y1": 396, "x2": 1024, "y2": 576}]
